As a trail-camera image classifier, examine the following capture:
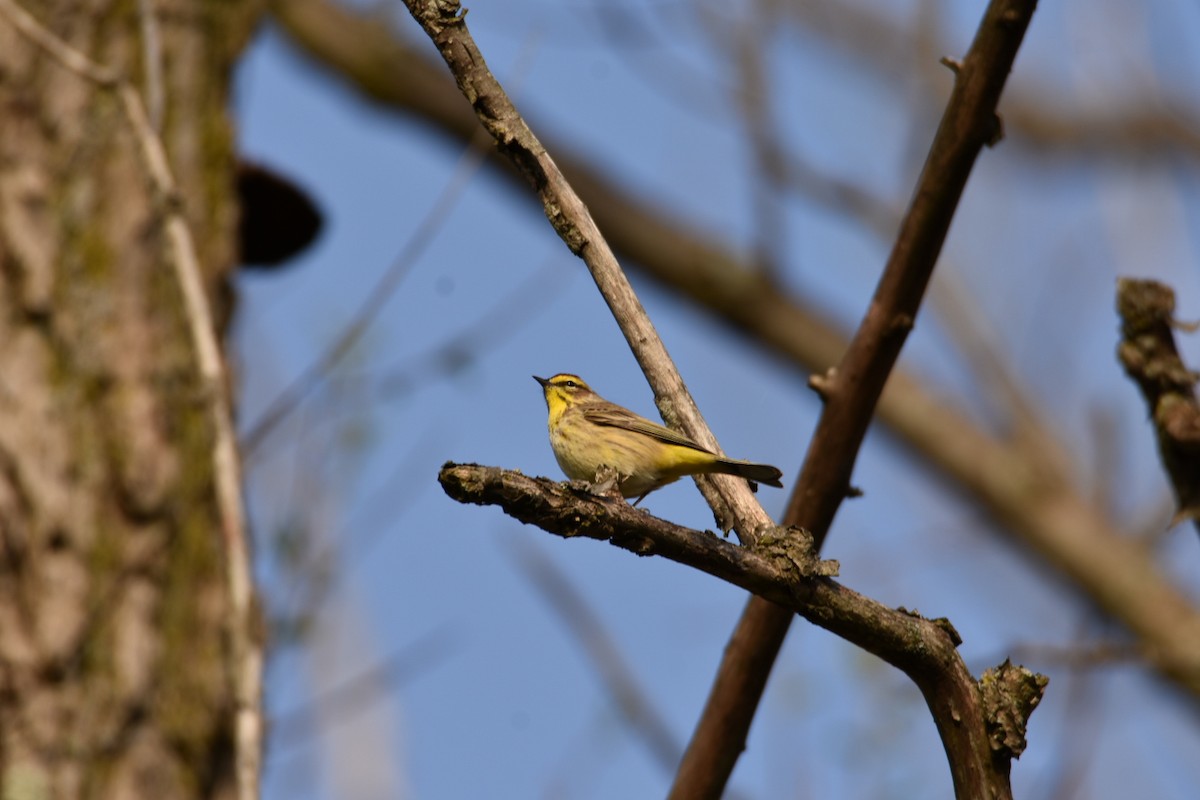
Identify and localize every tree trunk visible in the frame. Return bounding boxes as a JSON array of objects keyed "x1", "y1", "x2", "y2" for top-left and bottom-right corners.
[{"x1": 0, "y1": 1, "x2": 257, "y2": 796}]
